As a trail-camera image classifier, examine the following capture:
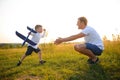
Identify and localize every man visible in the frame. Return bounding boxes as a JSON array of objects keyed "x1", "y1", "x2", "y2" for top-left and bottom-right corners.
[{"x1": 54, "y1": 16, "x2": 104, "y2": 64}]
